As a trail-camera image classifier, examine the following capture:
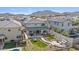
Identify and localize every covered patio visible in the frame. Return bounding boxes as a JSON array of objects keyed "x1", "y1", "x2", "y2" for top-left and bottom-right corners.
[{"x1": 28, "y1": 30, "x2": 48, "y2": 36}]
